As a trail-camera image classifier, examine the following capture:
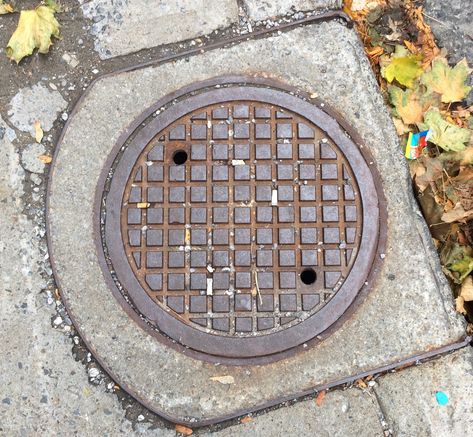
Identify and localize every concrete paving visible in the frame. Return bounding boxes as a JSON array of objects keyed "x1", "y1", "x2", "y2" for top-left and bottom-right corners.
[
  {"x1": 81, "y1": 0, "x2": 240, "y2": 59},
  {"x1": 48, "y1": 17, "x2": 464, "y2": 424},
  {"x1": 375, "y1": 348, "x2": 473, "y2": 437},
  {"x1": 0, "y1": 1, "x2": 472, "y2": 435},
  {"x1": 243, "y1": 0, "x2": 342, "y2": 21},
  {"x1": 207, "y1": 389, "x2": 385, "y2": 437}
]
